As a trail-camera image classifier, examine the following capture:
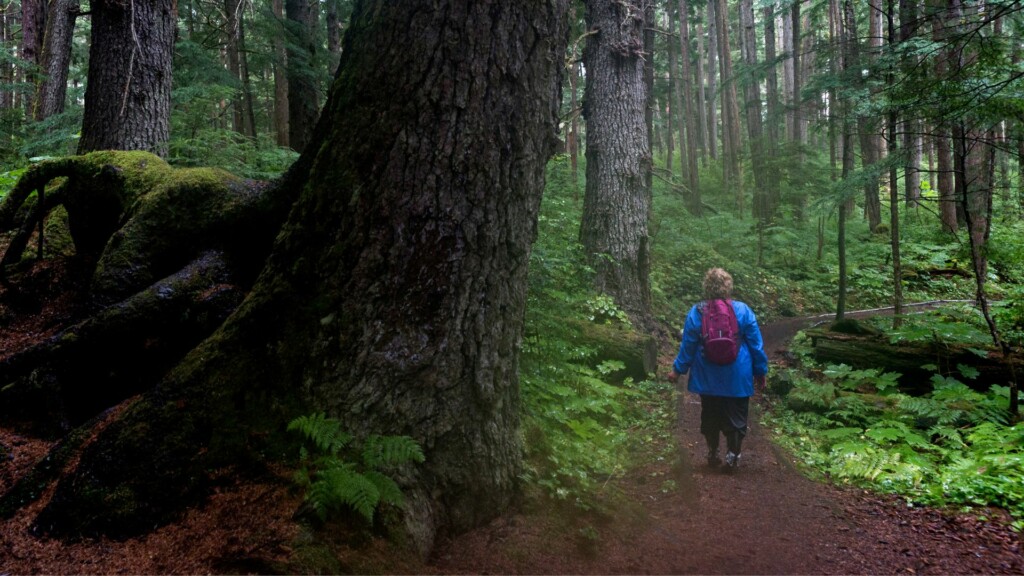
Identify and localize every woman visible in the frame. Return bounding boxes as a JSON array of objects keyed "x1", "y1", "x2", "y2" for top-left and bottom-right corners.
[{"x1": 671, "y1": 268, "x2": 768, "y2": 469}]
